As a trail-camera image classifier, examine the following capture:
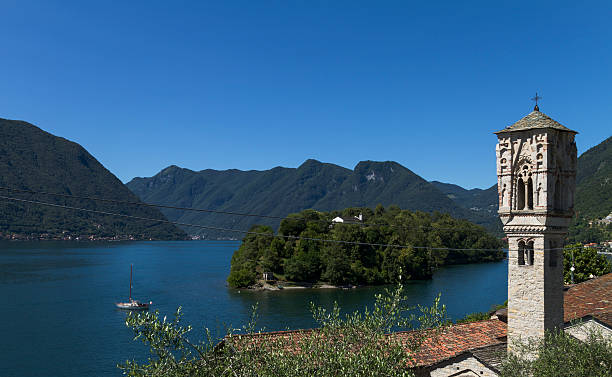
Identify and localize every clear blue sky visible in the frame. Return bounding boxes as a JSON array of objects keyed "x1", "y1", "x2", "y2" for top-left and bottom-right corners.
[{"x1": 1, "y1": 1, "x2": 610, "y2": 189}]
